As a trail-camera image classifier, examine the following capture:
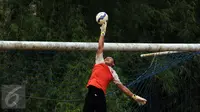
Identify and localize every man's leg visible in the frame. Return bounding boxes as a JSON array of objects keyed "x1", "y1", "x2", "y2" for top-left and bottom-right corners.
[
  {"x1": 95, "y1": 95, "x2": 106, "y2": 112},
  {"x1": 94, "y1": 90, "x2": 107, "y2": 112},
  {"x1": 83, "y1": 92, "x2": 94, "y2": 112}
]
